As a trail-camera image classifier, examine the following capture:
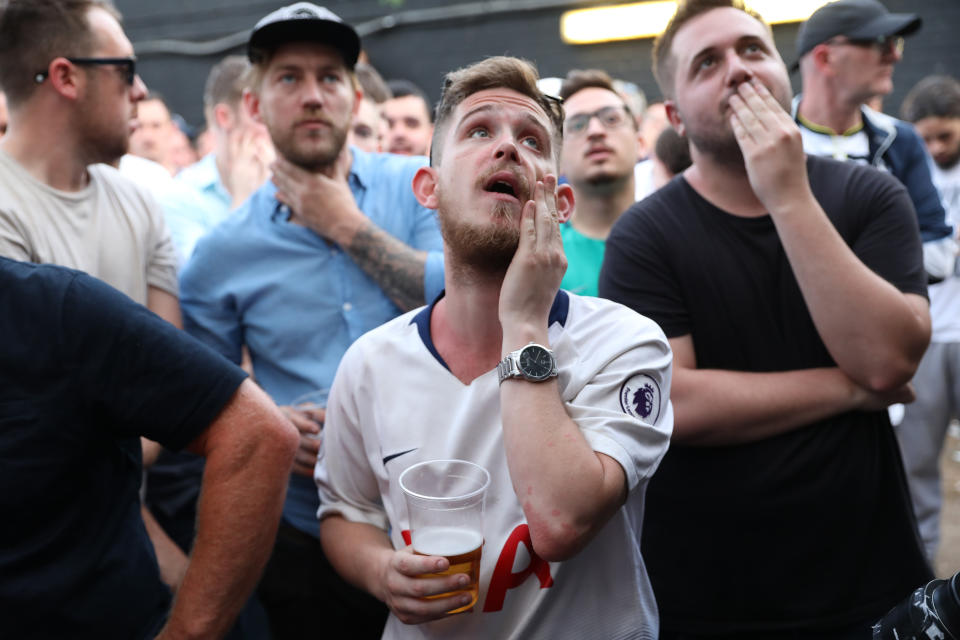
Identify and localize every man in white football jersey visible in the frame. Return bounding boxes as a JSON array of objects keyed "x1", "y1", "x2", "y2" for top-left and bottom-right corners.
[{"x1": 315, "y1": 56, "x2": 673, "y2": 639}]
